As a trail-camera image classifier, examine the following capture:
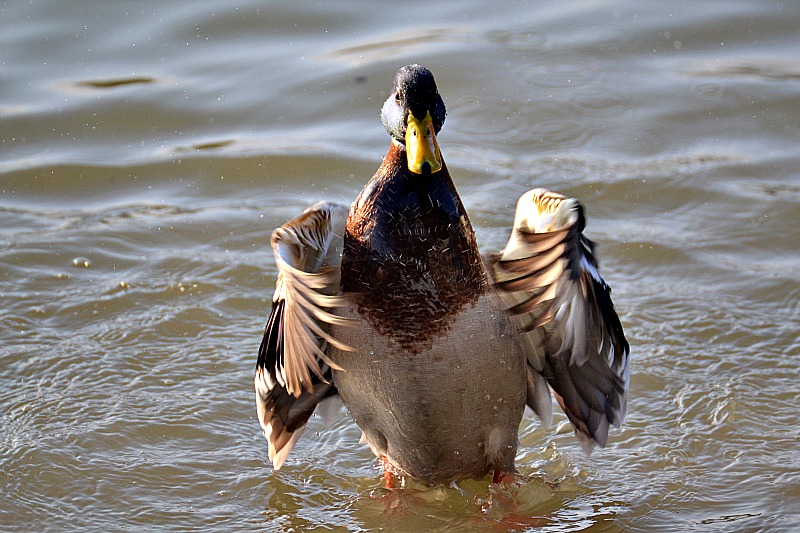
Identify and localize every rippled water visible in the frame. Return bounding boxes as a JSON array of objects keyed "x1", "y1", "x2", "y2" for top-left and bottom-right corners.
[{"x1": 2, "y1": 1, "x2": 799, "y2": 531}]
